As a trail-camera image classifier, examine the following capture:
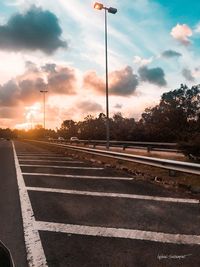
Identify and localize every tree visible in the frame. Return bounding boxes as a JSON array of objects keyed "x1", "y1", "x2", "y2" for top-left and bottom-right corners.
[
  {"x1": 77, "y1": 114, "x2": 106, "y2": 140},
  {"x1": 110, "y1": 113, "x2": 136, "y2": 140},
  {"x1": 140, "y1": 84, "x2": 200, "y2": 141},
  {"x1": 179, "y1": 133, "x2": 200, "y2": 160},
  {"x1": 59, "y1": 120, "x2": 77, "y2": 138}
]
